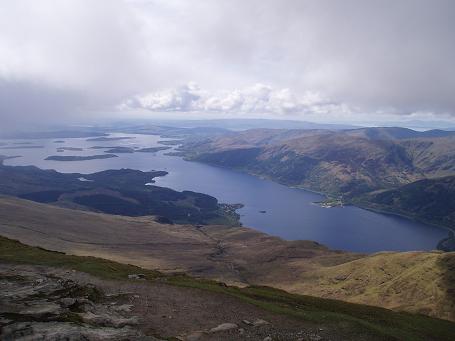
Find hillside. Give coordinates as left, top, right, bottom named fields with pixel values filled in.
left=0, top=196, right=454, bottom=322
left=289, top=250, right=455, bottom=320
left=355, top=176, right=455, bottom=230
left=182, top=129, right=421, bottom=196
left=178, top=127, right=455, bottom=227
left=400, top=136, right=455, bottom=178
left=2, top=238, right=455, bottom=340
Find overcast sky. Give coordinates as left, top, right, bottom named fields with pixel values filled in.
left=1, top=0, right=455, bottom=130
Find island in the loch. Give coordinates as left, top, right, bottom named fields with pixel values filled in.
left=56, top=147, right=84, bottom=152
left=314, top=197, right=344, bottom=208
left=89, top=146, right=172, bottom=154
left=86, top=136, right=136, bottom=142
left=158, top=139, right=183, bottom=146
left=0, top=145, right=44, bottom=149
left=45, top=154, right=118, bottom=161
left=103, top=147, right=135, bottom=153
left=136, top=146, right=171, bottom=153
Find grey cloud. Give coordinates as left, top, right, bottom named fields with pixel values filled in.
left=1, top=0, right=455, bottom=128
left=0, top=79, right=89, bottom=132
left=0, top=0, right=157, bottom=129
left=175, top=0, right=455, bottom=116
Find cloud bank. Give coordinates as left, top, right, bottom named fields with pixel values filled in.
left=123, top=83, right=348, bottom=117
left=1, top=0, right=455, bottom=129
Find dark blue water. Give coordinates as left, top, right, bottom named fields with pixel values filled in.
left=1, top=133, right=448, bottom=253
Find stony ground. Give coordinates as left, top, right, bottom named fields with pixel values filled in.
left=0, top=263, right=340, bottom=341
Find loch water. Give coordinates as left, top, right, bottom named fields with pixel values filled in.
left=2, top=133, right=448, bottom=253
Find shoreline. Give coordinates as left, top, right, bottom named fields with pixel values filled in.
left=350, top=201, right=454, bottom=234
left=181, top=154, right=453, bottom=236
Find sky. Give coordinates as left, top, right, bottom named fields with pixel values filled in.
left=1, top=0, right=455, bottom=131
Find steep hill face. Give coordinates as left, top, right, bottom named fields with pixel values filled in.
left=259, top=133, right=419, bottom=195
left=401, top=136, right=455, bottom=177
left=357, top=176, right=455, bottom=229
left=0, top=196, right=454, bottom=322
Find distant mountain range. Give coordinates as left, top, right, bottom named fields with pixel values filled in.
left=113, top=118, right=360, bottom=131
left=112, top=118, right=455, bottom=131
left=178, top=127, right=455, bottom=232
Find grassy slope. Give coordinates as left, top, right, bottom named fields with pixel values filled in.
left=289, top=251, right=455, bottom=321
left=1, top=235, right=455, bottom=341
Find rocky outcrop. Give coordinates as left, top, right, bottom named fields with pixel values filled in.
left=0, top=266, right=144, bottom=340
left=0, top=264, right=335, bottom=341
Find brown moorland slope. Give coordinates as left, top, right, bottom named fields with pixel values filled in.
left=0, top=196, right=453, bottom=321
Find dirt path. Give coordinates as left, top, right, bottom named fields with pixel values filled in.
left=1, top=263, right=371, bottom=340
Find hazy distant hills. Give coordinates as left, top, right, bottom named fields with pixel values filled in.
left=345, top=126, right=455, bottom=140
left=180, top=127, right=455, bottom=229
left=0, top=130, right=108, bottom=139
left=143, top=118, right=359, bottom=131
